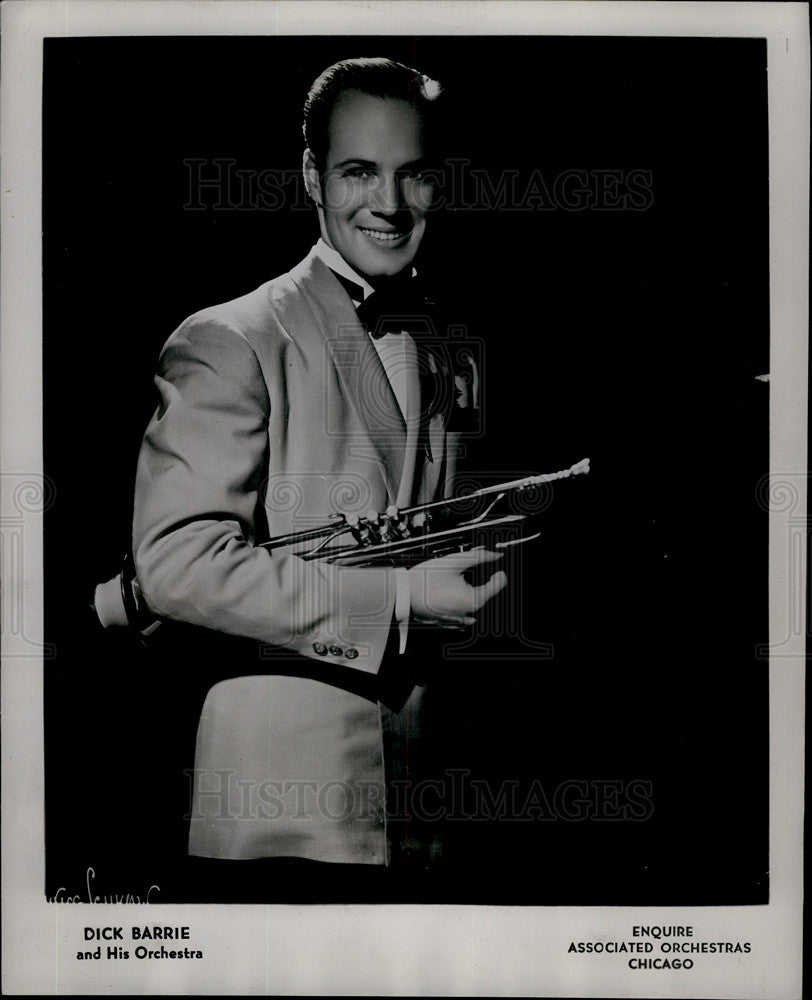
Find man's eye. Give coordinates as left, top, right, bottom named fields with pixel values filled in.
left=401, top=169, right=433, bottom=184
left=345, top=167, right=375, bottom=179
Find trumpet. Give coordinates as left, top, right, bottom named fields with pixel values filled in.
left=93, top=458, right=589, bottom=633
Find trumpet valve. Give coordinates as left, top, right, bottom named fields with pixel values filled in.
left=410, top=511, right=431, bottom=534
left=346, top=512, right=369, bottom=545
left=384, top=505, right=409, bottom=540
left=364, top=510, right=383, bottom=544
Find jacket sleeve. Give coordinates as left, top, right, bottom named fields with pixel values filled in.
left=132, top=317, right=398, bottom=674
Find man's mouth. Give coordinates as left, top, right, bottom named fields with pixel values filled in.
left=358, top=226, right=410, bottom=243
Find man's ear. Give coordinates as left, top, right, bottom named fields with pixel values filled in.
left=302, top=148, right=323, bottom=206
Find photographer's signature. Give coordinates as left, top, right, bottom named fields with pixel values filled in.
left=47, top=867, right=161, bottom=903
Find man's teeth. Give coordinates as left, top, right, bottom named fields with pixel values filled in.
left=359, top=227, right=407, bottom=242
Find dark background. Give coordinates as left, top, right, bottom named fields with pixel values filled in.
left=43, top=36, right=769, bottom=904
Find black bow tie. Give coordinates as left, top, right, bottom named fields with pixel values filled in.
left=329, top=268, right=432, bottom=338
left=357, top=281, right=427, bottom=340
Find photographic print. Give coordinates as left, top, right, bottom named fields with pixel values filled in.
left=2, top=2, right=806, bottom=995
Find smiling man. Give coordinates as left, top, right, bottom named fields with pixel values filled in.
left=303, top=77, right=435, bottom=279
left=131, top=57, right=504, bottom=900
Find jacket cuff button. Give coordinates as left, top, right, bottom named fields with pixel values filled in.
left=329, top=645, right=343, bottom=657
left=313, top=642, right=327, bottom=655
left=345, top=648, right=358, bottom=659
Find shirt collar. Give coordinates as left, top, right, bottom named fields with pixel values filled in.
left=313, top=238, right=419, bottom=306
left=314, top=238, right=375, bottom=304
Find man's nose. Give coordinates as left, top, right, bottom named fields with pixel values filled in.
left=370, top=173, right=402, bottom=214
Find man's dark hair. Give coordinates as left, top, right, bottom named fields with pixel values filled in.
left=303, top=57, right=444, bottom=170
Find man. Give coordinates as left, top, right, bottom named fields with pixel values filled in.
left=131, top=57, right=506, bottom=898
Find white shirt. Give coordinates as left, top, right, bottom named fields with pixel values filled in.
left=312, top=239, right=416, bottom=652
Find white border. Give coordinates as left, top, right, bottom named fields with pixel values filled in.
left=1, top=2, right=807, bottom=996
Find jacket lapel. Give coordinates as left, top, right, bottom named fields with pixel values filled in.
left=290, top=251, right=407, bottom=503
left=414, top=338, right=452, bottom=502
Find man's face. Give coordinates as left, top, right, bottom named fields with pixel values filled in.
left=306, top=89, right=436, bottom=282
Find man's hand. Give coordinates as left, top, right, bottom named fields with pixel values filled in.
left=408, top=548, right=508, bottom=628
